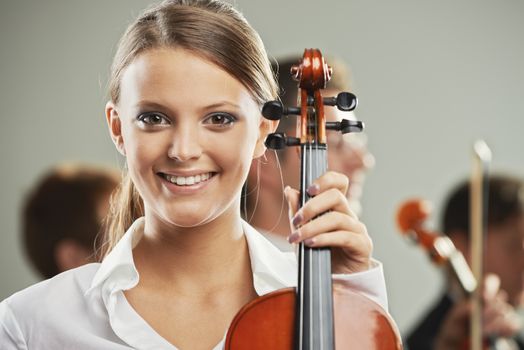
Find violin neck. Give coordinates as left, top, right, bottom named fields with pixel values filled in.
left=296, top=144, right=334, bottom=350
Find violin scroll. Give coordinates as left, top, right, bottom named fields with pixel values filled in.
left=396, top=199, right=450, bottom=264
left=396, top=199, right=477, bottom=294
left=396, top=198, right=432, bottom=234
left=262, top=49, right=363, bottom=150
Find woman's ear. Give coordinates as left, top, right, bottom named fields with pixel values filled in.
left=253, top=117, right=279, bottom=159
left=105, top=101, right=126, bottom=156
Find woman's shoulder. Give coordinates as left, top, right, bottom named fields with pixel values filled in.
left=2, top=263, right=101, bottom=318
left=0, top=263, right=128, bottom=348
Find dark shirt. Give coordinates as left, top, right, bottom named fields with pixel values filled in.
left=406, top=294, right=453, bottom=350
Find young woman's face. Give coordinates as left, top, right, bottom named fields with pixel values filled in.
left=107, top=48, right=269, bottom=228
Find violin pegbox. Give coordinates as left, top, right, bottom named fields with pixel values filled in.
left=262, top=49, right=364, bottom=150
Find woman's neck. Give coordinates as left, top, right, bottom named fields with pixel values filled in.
left=246, top=186, right=291, bottom=236
left=133, top=207, right=251, bottom=294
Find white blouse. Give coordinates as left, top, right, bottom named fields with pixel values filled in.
left=0, top=218, right=390, bottom=349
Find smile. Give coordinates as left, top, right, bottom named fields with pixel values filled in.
left=160, top=172, right=214, bottom=186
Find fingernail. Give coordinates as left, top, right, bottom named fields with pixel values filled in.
left=288, top=230, right=301, bottom=243
left=307, top=183, right=320, bottom=195
left=304, top=238, right=315, bottom=246
left=292, top=212, right=303, bottom=227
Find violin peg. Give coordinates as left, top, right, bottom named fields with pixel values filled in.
left=265, top=133, right=287, bottom=149
left=262, top=101, right=300, bottom=120
left=323, top=92, right=357, bottom=112
left=336, top=92, right=357, bottom=111
left=264, top=133, right=299, bottom=150
left=262, top=100, right=284, bottom=120
left=340, top=119, right=364, bottom=134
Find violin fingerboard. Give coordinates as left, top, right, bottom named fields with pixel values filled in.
left=297, top=144, right=334, bottom=350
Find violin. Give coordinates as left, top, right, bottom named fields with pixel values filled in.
left=225, top=49, right=402, bottom=349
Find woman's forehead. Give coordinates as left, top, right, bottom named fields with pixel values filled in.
left=119, top=47, right=258, bottom=110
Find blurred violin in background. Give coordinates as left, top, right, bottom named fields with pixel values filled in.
left=396, top=142, right=521, bottom=350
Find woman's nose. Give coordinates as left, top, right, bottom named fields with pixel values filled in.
left=167, top=124, right=203, bottom=162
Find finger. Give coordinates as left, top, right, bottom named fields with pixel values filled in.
left=482, top=292, right=520, bottom=337
left=483, top=310, right=521, bottom=337
left=306, top=171, right=349, bottom=197
left=305, top=230, right=373, bottom=274
left=483, top=273, right=501, bottom=301
left=301, top=230, right=372, bottom=254
left=291, top=189, right=356, bottom=228
left=287, top=211, right=365, bottom=244
left=284, top=186, right=300, bottom=220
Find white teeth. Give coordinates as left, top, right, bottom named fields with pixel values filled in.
left=164, top=173, right=212, bottom=186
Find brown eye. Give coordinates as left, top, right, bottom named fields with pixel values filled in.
left=204, top=113, right=236, bottom=127
left=137, top=112, right=169, bottom=125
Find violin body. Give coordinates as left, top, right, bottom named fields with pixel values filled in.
left=225, top=286, right=402, bottom=349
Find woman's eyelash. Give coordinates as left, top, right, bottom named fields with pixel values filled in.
left=204, top=112, right=237, bottom=126
left=136, top=111, right=237, bottom=128
left=137, top=112, right=169, bottom=125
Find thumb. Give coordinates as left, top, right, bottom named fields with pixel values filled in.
left=284, top=186, right=300, bottom=229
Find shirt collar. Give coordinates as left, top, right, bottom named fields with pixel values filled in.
left=241, top=220, right=297, bottom=294
left=86, top=218, right=144, bottom=296
left=87, top=217, right=297, bottom=297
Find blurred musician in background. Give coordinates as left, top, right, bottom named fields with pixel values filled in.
left=407, top=174, right=524, bottom=350
left=22, top=163, right=120, bottom=279
left=243, top=55, right=375, bottom=250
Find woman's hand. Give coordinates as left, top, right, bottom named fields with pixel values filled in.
left=284, top=170, right=372, bottom=274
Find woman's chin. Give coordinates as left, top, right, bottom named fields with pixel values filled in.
left=165, top=215, right=214, bottom=228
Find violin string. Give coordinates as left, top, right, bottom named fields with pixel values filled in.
left=298, top=89, right=305, bottom=350
left=316, top=91, right=324, bottom=349
left=308, top=93, right=313, bottom=349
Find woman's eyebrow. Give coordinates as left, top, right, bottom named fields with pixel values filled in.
left=134, top=100, right=168, bottom=110
left=202, top=101, right=242, bottom=111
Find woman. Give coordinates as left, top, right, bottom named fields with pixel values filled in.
left=0, top=1, right=390, bottom=348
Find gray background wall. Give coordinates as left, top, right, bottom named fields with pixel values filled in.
left=1, top=0, right=523, bottom=336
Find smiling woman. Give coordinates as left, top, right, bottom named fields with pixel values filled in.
left=0, top=1, right=396, bottom=349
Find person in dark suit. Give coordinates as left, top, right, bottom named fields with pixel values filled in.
left=406, top=174, right=524, bottom=350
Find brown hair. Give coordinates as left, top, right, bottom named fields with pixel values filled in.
left=442, top=174, right=524, bottom=235
left=23, top=164, right=120, bottom=278
left=102, top=0, right=278, bottom=257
